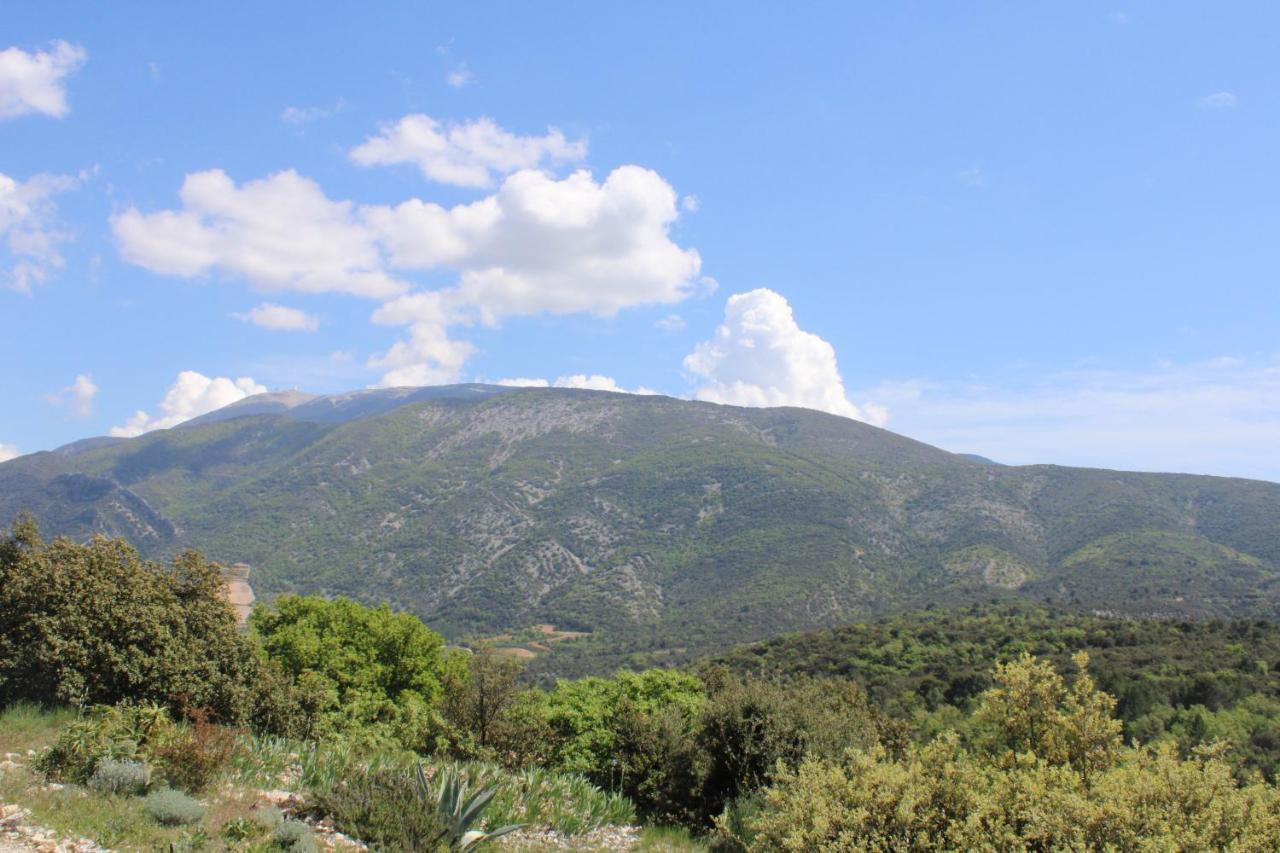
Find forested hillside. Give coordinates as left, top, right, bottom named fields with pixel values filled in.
left=2, top=385, right=1279, bottom=665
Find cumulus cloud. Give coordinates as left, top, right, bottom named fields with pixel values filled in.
left=110, top=371, right=267, bottom=437
left=0, top=41, right=85, bottom=120
left=233, top=301, right=319, bottom=331
left=115, top=155, right=700, bottom=386
left=1199, top=91, right=1238, bottom=110
left=45, top=373, right=98, bottom=418
left=112, top=169, right=407, bottom=299
left=350, top=115, right=586, bottom=187
left=0, top=443, right=19, bottom=463
left=1, top=170, right=82, bottom=292
left=860, top=356, right=1280, bottom=482
left=365, top=165, right=699, bottom=384
left=685, top=289, right=886, bottom=425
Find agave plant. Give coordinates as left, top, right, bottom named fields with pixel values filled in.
left=415, top=763, right=522, bottom=850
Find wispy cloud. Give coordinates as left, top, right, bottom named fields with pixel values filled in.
left=1198, top=91, right=1238, bottom=110
left=233, top=301, right=320, bottom=332
left=446, top=65, right=473, bottom=89
left=956, top=167, right=985, bottom=188
left=1, top=169, right=86, bottom=292
left=858, top=356, right=1280, bottom=481
left=281, top=99, right=346, bottom=124
left=45, top=373, right=99, bottom=418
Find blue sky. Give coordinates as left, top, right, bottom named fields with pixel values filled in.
left=2, top=3, right=1278, bottom=480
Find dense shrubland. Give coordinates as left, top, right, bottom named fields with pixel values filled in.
left=3, top=521, right=1280, bottom=848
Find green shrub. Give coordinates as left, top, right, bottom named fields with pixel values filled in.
left=250, top=594, right=464, bottom=748
left=219, top=816, right=263, bottom=843
left=303, top=746, right=632, bottom=844
left=37, top=702, right=176, bottom=783
left=88, top=758, right=150, bottom=796
left=307, top=763, right=450, bottom=851
left=144, top=787, right=205, bottom=826
left=273, top=818, right=317, bottom=852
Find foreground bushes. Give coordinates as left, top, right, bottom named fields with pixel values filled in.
left=729, top=655, right=1280, bottom=850
left=36, top=702, right=238, bottom=793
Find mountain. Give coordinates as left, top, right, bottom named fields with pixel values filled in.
left=2, top=385, right=1279, bottom=668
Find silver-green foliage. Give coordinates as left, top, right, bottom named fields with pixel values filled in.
left=88, top=758, right=151, bottom=796
left=143, top=787, right=205, bottom=826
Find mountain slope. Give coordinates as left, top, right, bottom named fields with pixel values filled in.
left=2, top=386, right=1278, bottom=664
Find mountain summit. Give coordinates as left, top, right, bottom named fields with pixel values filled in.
left=3, top=385, right=1278, bottom=662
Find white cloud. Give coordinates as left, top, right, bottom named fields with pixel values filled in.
left=1199, top=91, right=1238, bottom=110
left=110, top=371, right=267, bottom=437
left=656, top=314, right=686, bottom=332
left=0, top=170, right=81, bottom=292
left=860, top=357, right=1280, bottom=481
left=234, top=301, right=320, bottom=332
left=368, top=165, right=700, bottom=384
left=446, top=66, right=473, bottom=89
left=350, top=114, right=586, bottom=187
left=0, top=443, right=19, bottom=463
left=0, top=41, right=85, bottom=120
left=45, top=373, right=98, bottom=418
left=496, top=377, right=549, bottom=387
left=554, top=374, right=657, bottom=395
left=113, top=169, right=407, bottom=299
left=115, top=157, right=700, bottom=387
left=681, top=194, right=700, bottom=213
left=281, top=99, right=344, bottom=124
left=957, top=167, right=985, bottom=188
left=495, top=375, right=656, bottom=394
left=685, top=288, right=886, bottom=425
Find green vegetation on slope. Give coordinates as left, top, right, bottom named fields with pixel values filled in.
left=5, top=527, right=1280, bottom=849
left=2, top=386, right=1279, bottom=671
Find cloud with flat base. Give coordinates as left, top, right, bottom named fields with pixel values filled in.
left=685, top=288, right=887, bottom=425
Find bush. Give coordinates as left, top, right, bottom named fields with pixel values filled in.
left=273, top=818, right=317, bottom=852
left=742, top=657, right=1280, bottom=850
left=302, top=746, right=633, bottom=842
left=250, top=594, right=463, bottom=749
left=307, top=764, right=450, bottom=851
left=37, top=703, right=176, bottom=783
left=88, top=758, right=150, bottom=796
left=144, top=787, right=205, bottom=826
left=150, top=710, right=239, bottom=792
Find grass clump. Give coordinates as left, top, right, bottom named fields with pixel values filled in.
left=87, top=758, right=150, bottom=796
left=144, top=787, right=205, bottom=826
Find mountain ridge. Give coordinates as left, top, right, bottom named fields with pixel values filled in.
left=4, top=385, right=1279, bottom=668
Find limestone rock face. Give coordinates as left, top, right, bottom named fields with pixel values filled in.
left=222, top=562, right=255, bottom=627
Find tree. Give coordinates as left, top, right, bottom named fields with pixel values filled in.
left=249, top=594, right=462, bottom=745
left=444, top=647, right=524, bottom=750
left=0, top=518, right=256, bottom=720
